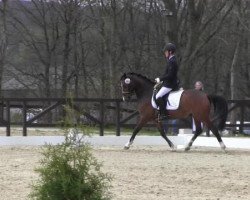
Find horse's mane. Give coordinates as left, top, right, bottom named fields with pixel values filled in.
left=123, top=72, right=154, bottom=84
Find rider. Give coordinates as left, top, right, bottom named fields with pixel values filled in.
left=155, top=42, right=179, bottom=121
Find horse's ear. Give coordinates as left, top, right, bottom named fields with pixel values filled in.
left=121, top=73, right=126, bottom=79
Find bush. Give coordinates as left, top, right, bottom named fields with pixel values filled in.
left=29, top=100, right=112, bottom=200
left=29, top=141, right=112, bottom=200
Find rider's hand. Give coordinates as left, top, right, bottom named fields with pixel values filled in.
left=155, top=78, right=160, bottom=83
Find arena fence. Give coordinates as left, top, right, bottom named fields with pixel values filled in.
left=0, top=98, right=249, bottom=136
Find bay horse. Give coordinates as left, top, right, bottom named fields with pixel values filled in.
left=120, top=72, right=228, bottom=151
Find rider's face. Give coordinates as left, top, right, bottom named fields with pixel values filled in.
left=195, top=83, right=203, bottom=90
left=164, top=50, right=170, bottom=58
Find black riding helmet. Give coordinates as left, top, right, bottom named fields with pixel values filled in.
left=163, top=43, right=176, bottom=53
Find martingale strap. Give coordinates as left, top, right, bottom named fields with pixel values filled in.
left=153, top=81, right=163, bottom=91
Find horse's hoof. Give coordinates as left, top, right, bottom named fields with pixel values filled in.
left=124, top=146, right=130, bottom=150
left=221, top=147, right=227, bottom=153
left=184, top=146, right=190, bottom=151
left=220, top=142, right=226, bottom=152
left=170, top=146, right=177, bottom=152
left=124, top=141, right=132, bottom=150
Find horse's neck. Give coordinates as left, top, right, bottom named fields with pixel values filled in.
left=135, top=81, right=153, bottom=100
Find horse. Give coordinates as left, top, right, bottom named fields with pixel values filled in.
left=120, top=72, right=228, bottom=151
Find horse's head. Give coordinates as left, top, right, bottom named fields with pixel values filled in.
left=120, top=72, right=154, bottom=101
left=120, top=73, right=137, bottom=101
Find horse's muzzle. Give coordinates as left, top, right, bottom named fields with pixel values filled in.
left=122, top=92, right=132, bottom=102
left=122, top=95, right=132, bottom=102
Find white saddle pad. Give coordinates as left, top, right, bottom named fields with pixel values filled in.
left=151, top=89, right=184, bottom=110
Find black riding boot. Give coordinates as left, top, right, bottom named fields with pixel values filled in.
left=156, top=97, right=167, bottom=122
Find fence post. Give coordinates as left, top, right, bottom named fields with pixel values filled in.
left=6, top=100, right=10, bottom=136
left=0, top=99, right=3, bottom=122
left=22, top=101, right=27, bottom=136
left=116, top=100, right=121, bottom=136
left=99, top=101, right=104, bottom=136
left=239, top=105, right=244, bottom=133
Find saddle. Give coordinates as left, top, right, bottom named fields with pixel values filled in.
left=152, top=82, right=183, bottom=111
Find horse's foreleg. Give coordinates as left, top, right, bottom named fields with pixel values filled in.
left=156, top=122, right=175, bottom=150
left=185, top=120, right=202, bottom=151
left=124, top=124, right=142, bottom=149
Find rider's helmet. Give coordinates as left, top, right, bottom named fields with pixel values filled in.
left=163, top=43, right=176, bottom=53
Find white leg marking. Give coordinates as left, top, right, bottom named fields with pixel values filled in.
left=170, top=145, right=177, bottom=152
left=124, top=141, right=133, bottom=149
left=220, top=142, right=226, bottom=150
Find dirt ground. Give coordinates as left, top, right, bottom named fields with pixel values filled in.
left=0, top=146, right=250, bottom=200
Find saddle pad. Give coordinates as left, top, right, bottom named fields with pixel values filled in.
left=151, top=89, right=184, bottom=110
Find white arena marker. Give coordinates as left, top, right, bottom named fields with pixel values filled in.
left=177, top=145, right=185, bottom=149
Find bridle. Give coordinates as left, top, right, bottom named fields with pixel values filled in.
left=122, top=87, right=134, bottom=95
left=121, top=79, right=135, bottom=99
left=121, top=86, right=134, bottom=96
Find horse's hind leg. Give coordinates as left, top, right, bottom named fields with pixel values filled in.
left=185, top=119, right=202, bottom=151
left=206, top=120, right=226, bottom=151
left=156, top=122, right=175, bottom=150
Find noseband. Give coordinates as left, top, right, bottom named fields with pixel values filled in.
left=122, top=90, right=134, bottom=96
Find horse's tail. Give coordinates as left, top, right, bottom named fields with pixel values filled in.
left=207, top=94, right=228, bottom=131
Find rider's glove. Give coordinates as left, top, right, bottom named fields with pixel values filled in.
left=155, top=77, right=160, bottom=83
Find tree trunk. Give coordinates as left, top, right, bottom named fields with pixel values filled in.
left=162, top=0, right=178, bottom=44
left=181, top=0, right=203, bottom=87
left=229, top=41, right=240, bottom=133
left=0, top=0, right=8, bottom=97
left=62, top=23, right=70, bottom=97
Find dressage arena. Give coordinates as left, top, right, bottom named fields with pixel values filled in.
left=0, top=135, right=250, bottom=200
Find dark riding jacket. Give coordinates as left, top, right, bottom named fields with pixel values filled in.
left=160, top=55, right=179, bottom=89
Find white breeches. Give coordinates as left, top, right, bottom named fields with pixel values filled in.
left=156, top=87, right=172, bottom=99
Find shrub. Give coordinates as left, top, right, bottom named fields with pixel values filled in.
left=29, top=140, right=112, bottom=200
left=29, top=100, right=112, bottom=200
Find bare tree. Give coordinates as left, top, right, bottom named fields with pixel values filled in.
left=0, top=0, right=9, bottom=96
left=8, top=0, right=61, bottom=98
left=1, top=0, right=249, bottom=104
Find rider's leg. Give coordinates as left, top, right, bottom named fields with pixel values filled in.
left=156, top=87, right=172, bottom=99
left=156, top=97, right=167, bottom=120
left=156, top=87, right=172, bottom=121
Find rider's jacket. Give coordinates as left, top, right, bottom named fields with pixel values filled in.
left=160, top=55, right=179, bottom=89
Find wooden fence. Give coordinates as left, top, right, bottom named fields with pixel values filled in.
left=0, top=98, right=249, bottom=136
